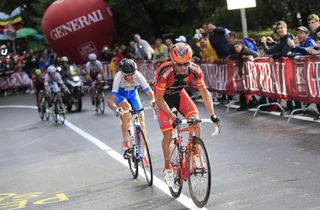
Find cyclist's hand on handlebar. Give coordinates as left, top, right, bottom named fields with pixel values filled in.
left=114, top=107, right=123, bottom=117
left=210, top=115, right=220, bottom=125
left=150, top=100, right=156, bottom=108
left=172, top=117, right=182, bottom=128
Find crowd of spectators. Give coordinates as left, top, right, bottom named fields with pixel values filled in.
left=1, top=13, right=320, bottom=114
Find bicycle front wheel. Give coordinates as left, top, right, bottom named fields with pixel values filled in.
left=98, top=92, right=105, bottom=114
left=169, top=140, right=183, bottom=198
left=138, top=129, right=153, bottom=186
left=187, top=137, right=211, bottom=208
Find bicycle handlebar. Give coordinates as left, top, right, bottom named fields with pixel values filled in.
left=180, top=118, right=221, bottom=136
left=122, top=106, right=154, bottom=115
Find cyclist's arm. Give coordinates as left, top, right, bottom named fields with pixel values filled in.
left=97, top=61, right=105, bottom=80
left=146, top=89, right=155, bottom=102
left=85, top=63, right=91, bottom=80
left=197, top=78, right=216, bottom=117
left=136, top=71, right=155, bottom=102
left=107, top=94, right=117, bottom=111
left=155, top=93, right=175, bottom=119
left=108, top=72, right=121, bottom=111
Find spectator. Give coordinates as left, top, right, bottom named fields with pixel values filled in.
left=227, top=31, right=238, bottom=57
left=153, top=38, right=169, bottom=63
left=199, top=37, right=218, bottom=63
left=288, top=26, right=316, bottom=56
left=175, top=35, right=187, bottom=43
left=164, top=38, right=173, bottom=55
left=101, top=46, right=113, bottom=63
left=231, top=41, right=258, bottom=111
left=260, top=21, right=294, bottom=59
left=307, top=14, right=320, bottom=47
left=110, top=47, right=124, bottom=78
left=203, top=23, right=230, bottom=59
left=133, top=34, right=154, bottom=61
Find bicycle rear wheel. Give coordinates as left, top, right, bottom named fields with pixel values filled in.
left=169, top=140, right=183, bottom=198
left=138, top=129, right=153, bottom=186
left=39, top=98, right=45, bottom=120
left=98, top=92, right=105, bottom=114
left=127, top=132, right=138, bottom=179
left=187, top=137, right=211, bottom=208
left=45, top=101, right=50, bottom=121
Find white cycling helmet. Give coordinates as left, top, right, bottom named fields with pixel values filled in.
left=48, top=65, right=57, bottom=73
left=88, top=53, right=97, bottom=61
left=61, top=56, right=68, bottom=62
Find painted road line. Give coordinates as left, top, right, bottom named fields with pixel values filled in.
left=0, top=105, right=207, bottom=210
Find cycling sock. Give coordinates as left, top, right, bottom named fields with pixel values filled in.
left=165, top=159, right=172, bottom=169
left=122, top=134, right=129, bottom=142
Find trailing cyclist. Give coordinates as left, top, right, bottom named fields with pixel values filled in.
left=44, top=65, right=68, bottom=113
left=32, top=69, right=45, bottom=112
left=154, top=42, right=220, bottom=187
left=85, top=53, right=106, bottom=110
left=107, top=58, right=155, bottom=163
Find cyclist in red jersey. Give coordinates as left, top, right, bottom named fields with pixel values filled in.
left=154, top=42, right=220, bottom=187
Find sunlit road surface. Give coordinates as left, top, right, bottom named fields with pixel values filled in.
left=0, top=93, right=320, bottom=210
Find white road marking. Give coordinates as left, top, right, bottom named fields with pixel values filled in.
left=0, top=105, right=207, bottom=210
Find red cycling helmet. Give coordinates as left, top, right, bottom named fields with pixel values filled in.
left=170, top=42, right=192, bottom=64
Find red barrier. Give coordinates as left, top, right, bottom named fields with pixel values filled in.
left=2, top=57, right=320, bottom=106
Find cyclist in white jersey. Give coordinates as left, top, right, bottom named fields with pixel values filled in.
left=44, top=65, right=67, bottom=111
left=107, top=58, right=155, bottom=157
left=85, top=53, right=105, bottom=110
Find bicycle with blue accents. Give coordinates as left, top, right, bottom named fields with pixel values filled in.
left=122, top=106, right=153, bottom=186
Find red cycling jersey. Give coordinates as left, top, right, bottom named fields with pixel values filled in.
left=154, top=61, right=205, bottom=96
left=154, top=61, right=205, bottom=132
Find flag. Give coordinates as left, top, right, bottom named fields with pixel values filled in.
left=0, top=7, right=23, bottom=34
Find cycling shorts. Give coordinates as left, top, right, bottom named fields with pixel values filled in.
left=90, top=72, right=102, bottom=81
left=47, top=84, right=60, bottom=93
left=114, top=90, right=142, bottom=110
left=156, top=89, right=198, bottom=133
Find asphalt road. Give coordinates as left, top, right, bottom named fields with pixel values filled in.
left=0, top=92, right=320, bottom=210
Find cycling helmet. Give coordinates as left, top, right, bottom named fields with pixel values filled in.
left=119, top=58, right=137, bottom=74
left=61, top=56, right=68, bottom=63
left=170, top=42, right=192, bottom=64
left=88, top=53, right=97, bottom=61
left=48, top=65, right=57, bottom=73
left=34, top=69, right=42, bottom=76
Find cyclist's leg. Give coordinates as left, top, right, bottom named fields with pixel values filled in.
left=90, top=74, right=97, bottom=106
left=155, top=106, right=174, bottom=169
left=178, top=89, right=201, bottom=137
left=114, top=95, right=131, bottom=148
left=128, top=92, right=147, bottom=149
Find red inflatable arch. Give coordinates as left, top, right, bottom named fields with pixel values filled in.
left=42, top=0, right=114, bottom=64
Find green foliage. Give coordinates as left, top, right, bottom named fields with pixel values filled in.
left=1, top=0, right=320, bottom=46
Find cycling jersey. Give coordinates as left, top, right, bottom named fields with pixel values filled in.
left=44, top=72, right=63, bottom=93
left=155, top=61, right=205, bottom=96
left=32, top=75, right=45, bottom=91
left=112, top=71, right=151, bottom=109
left=154, top=61, right=205, bottom=132
left=85, top=60, right=103, bottom=79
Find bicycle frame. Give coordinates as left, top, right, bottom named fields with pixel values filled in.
left=128, top=110, right=143, bottom=160
left=170, top=123, right=196, bottom=181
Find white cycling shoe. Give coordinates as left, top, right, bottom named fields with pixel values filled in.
left=164, top=168, right=174, bottom=187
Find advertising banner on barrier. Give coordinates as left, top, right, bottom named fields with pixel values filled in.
left=303, top=56, right=320, bottom=103
left=242, top=57, right=290, bottom=99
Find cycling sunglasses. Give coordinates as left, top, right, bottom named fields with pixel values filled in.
left=122, top=72, right=135, bottom=76
left=176, top=62, right=190, bottom=67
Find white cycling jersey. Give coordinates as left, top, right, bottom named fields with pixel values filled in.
left=44, top=72, right=63, bottom=93
left=111, top=71, right=151, bottom=97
